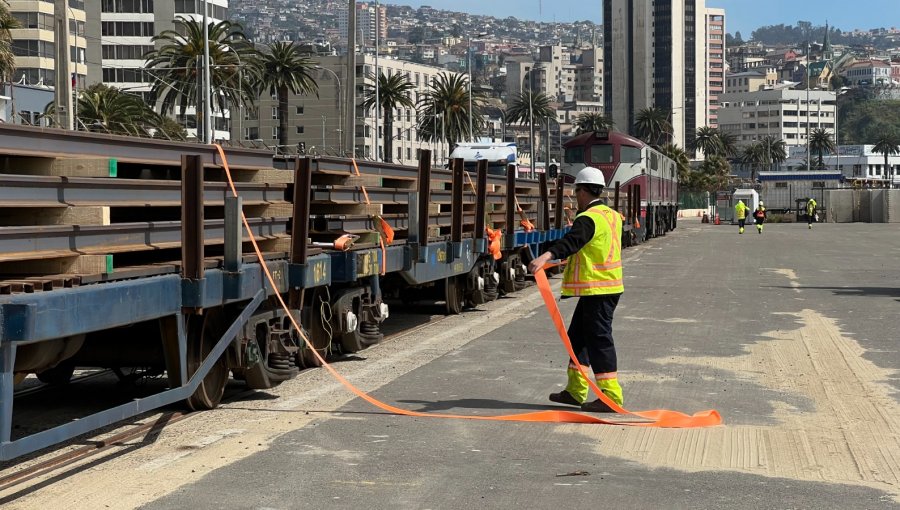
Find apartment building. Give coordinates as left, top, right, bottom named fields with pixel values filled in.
left=506, top=44, right=603, bottom=104
left=8, top=0, right=87, bottom=123
left=717, top=88, right=836, bottom=148
left=704, top=7, right=724, bottom=127
left=337, top=2, right=387, bottom=48
left=83, top=0, right=229, bottom=138
left=724, top=69, right=779, bottom=94
left=603, top=0, right=708, bottom=150
left=236, top=55, right=459, bottom=165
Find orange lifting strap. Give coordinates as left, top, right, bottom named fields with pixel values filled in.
left=214, top=145, right=722, bottom=429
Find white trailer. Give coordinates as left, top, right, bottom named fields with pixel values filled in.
left=758, top=171, right=843, bottom=214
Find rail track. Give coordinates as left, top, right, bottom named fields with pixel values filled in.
left=0, top=308, right=450, bottom=493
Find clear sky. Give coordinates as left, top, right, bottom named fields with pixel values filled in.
left=388, top=1, right=898, bottom=37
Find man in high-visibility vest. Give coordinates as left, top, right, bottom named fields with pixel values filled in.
left=528, top=167, right=624, bottom=413
left=806, top=197, right=817, bottom=229
left=734, top=199, right=749, bottom=234
left=753, top=201, right=767, bottom=234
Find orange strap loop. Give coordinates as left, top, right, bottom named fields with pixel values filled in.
left=213, top=145, right=721, bottom=428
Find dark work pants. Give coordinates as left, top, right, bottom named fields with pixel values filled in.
left=567, top=293, right=621, bottom=375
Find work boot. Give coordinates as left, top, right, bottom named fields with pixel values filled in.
left=581, top=398, right=616, bottom=413
left=739, top=227, right=744, bottom=234
left=809, top=224, right=812, bottom=229
left=549, top=390, right=582, bottom=407
left=550, top=366, right=590, bottom=406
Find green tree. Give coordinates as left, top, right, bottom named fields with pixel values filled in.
left=573, top=112, right=614, bottom=134
left=145, top=17, right=257, bottom=139
left=872, top=132, right=900, bottom=187
left=0, top=3, right=18, bottom=94
left=691, top=126, right=722, bottom=157
left=416, top=72, right=485, bottom=147
left=717, top=131, right=740, bottom=159
left=504, top=89, right=555, bottom=163
left=634, top=106, right=672, bottom=147
left=809, top=128, right=836, bottom=169
left=740, top=142, right=766, bottom=182
left=362, top=72, right=416, bottom=163
left=255, top=41, right=319, bottom=150
left=759, top=135, right=787, bottom=172
left=44, top=84, right=159, bottom=136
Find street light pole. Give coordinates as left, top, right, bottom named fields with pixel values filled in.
left=201, top=0, right=212, bottom=143
left=315, top=65, right=343, bottom=155
left=468, top=35, right=473, bottom=142
left=806, top=42, right=811, bottom=172
left=374, top=0, right=381, bottom=161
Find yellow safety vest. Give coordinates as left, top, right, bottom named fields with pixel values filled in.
left=735, top=202, right=748, bottom=219
left=561, top=204, right=624, bottom=297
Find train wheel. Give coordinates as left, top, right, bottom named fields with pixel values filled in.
left=36, top=361, right=75, bottom=385
left=185, top=308, right=230, bottom=411
left=298, top=287, right=332, bottom=368
left=445, top=276, right=465, bottom=315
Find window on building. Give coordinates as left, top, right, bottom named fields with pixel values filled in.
left=272, top=107, right=278, bottom=120
left=397, top=147, right=402, bottom=160
left=296, top=106, right=304, bottom=115
left=244, top=127, right=259, bottom=140
left=296, top=126, right=304, bottom=134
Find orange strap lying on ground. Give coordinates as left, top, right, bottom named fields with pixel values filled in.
left=214, top=145, right=721, bottom=428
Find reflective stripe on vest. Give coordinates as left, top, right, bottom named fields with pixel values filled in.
left=561, top=204, right=624, bottom=297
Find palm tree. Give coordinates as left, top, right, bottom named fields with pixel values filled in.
left=145, top=17, right=257, bottom=140
left=700, top=154, right=732, bottom=190
left=43, top=84, right=164, bottom=136
left=634, top=106, right=672, bottom=147
left=504, top=89, right=554, bottom=164
left=573, top=112, right=614, bottom=134
left=691, top=126, right=722, bottom=157
left=717, top=131, right=740, bottom=159
left=417, top=72, right=484, bottom=148
left=660, top=143, right=691, bottom=183
left=759, top=135, right=787, bottom=172
left=0, top=3, right=19, bottom=115
left=809, top=128, right=836, bottom=170
left=362, top=72, right=415, bottom=163
left=740, top=142, right=766, bottom=182
left=253, top=42, right=319, bottom=150
left=872, top=132, right=900, bottom=187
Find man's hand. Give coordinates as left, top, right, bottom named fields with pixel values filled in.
left=528, top=252, right=554, bottom=274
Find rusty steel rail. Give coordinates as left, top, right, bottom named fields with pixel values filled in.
left=0, top=217, right=289, bottom=262
left=0, top=124, right=272, bottom=170
left=0, top=174, right=288, bottom=208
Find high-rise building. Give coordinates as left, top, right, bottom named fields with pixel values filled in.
left=506, top=44, right=603, bottom=104
left=603, top=0, right=708, bottom=151
left=338, top=2, right=387, bottom=48
left=8, top=1, right=87, bottom=96
left=83, top=0, right=229, bottom=138
left=704, top=7, right=725, bottom=128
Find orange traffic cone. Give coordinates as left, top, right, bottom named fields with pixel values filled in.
left=714, top=213, right=720, bottom=225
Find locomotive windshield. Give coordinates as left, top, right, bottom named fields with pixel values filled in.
left=590, top=145, right=614, bottom=163
left=564, top=146, right=584, bottom=164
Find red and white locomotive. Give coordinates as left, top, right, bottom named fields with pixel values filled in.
left=562, top=129, right=678, bottom=239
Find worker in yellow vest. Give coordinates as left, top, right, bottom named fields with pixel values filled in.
left=528, top=167, right=624, bottom=413
left=806, top=198, right=817, bottom=229
left=734, top=199, right=749, bottom=234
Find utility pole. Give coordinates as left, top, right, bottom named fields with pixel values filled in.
left=54, top=0, right=73, bottom=130
left=806, top=42, right=811, bottom=172
left=346, top=0, right=356, bottom=157
left=201, top=0, right=212, bottom=144
left=373, top=1, right=381, bottom=161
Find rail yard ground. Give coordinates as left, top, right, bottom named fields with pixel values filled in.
left=2, top=219, right=900, bottom=509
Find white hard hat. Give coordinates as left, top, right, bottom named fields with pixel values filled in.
left=759, top=201, right=764, bottom=206
left=574, top=167, right=606, bottom=187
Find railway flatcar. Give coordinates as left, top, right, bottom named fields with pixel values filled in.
left=562, top=130, right=678, bottom=239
